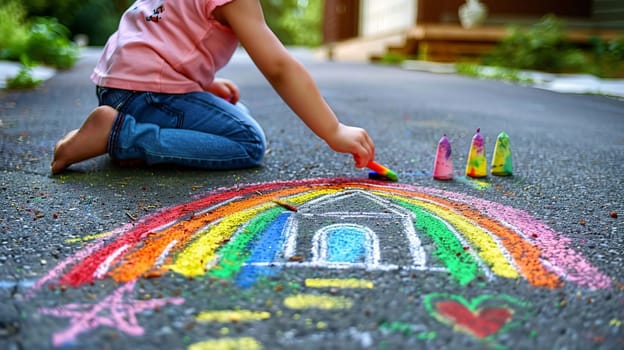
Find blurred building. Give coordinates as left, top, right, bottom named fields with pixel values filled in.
left=322, top=0, right=624, bottom=62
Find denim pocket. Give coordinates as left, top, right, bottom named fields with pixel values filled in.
left=96, top=86, right=136, bottom=111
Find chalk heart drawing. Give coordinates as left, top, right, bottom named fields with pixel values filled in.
left=29, top=178, right=610, bottom=293
left=424, top=293, right=528, bottom=339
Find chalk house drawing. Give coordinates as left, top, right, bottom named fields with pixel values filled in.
left=277, top=190, right=425, bottom=271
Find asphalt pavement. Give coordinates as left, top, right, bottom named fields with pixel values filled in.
left=0, top=48, right=623, bottom=350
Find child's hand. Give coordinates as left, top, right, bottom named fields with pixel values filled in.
left=325, top=123, right=375, bottom=168
left=206, top=78, right=240, bottom=103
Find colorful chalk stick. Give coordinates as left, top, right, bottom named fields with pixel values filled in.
left=491, top=131, right=512, bottom=176
left=465, top=128, right=487, bottom=178
left=433, top=134, right=453, bottom=180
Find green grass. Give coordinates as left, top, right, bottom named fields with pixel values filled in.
left=5, top=64, right=42, bottom=90
left=455, top=63, right=535, bottom=84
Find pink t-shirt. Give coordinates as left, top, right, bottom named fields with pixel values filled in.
left=91, top=0, right=238, bottom=93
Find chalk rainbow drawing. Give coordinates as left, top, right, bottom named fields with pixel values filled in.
left=29, top=178, right=611, bottom=295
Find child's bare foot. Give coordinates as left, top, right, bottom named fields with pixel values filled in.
left=51, top=106, right=117, bottom=174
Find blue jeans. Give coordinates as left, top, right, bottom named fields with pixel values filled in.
left=96, top=87, right=266, bottom=170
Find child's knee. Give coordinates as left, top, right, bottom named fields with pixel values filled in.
left=95, top=105, right=118, bottom=119
left=246, top=139, right=266, bottom=166
left=86, top=106, right=118, bottom=128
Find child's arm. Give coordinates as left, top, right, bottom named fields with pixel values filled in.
left=216, top=0, right=375, bottom=168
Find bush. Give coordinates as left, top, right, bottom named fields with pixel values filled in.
left=0, top=0, right=30, bottom=60
left=24, top=17, right=79, bottom=69
left=484, top=15, right=588, bottom=73
left=484, top=15, right=624, bottom=77
left=588, top=36, right=624, bottom=77
left=261, top=0, right=322, bottom=46
left=0, top=1, right=79, bottom=70
left=18, top=0, right=130, bottom=46
left=70, top=0, right=120, bottom=46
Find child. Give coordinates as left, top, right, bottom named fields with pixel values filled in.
left=51, top=0, right=375, bottom=174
